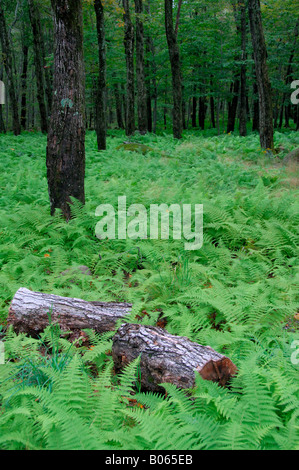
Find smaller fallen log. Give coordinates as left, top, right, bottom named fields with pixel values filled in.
left=7, top=288, right=132, bottom=338
left=112, top=323, right=237, bottom=391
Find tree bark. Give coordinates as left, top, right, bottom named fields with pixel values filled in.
left=28, top=0, right=49, bottom=133
left=239, top=2, right=247, bottom=136
left=0, top=2, right=21, bottom=136
left=226, top=77, right=240, bottom=133
left=198, top=95, right=207, bottom=130
left=0, top=65, right=6, bottom=133
left=46, top=0, right=86, bottom=220
left=165, top=0, right=183, bottom=139
left=248, top=0, right=274, bottom=150
left=123, top=0, right=135, bottom=136
left=7, top=288, right=132, bottom=339
left=134, top=0, right=147, bottom=134
left=112, top=323, right=238, bottom=392
left=20, top=44, right=29, bottom=130
left=94, top=0, right=107, bottom=150
left=114, top=80, right=124, bottom=129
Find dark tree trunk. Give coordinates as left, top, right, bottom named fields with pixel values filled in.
left=252, top=78, right=259, bottom=131
left=0, top=65, right=6, bottom=134
left=28, top=0, right=49, bottom=134
left=46, top=0, right=86, bottom=220
left=198, top=95, right=207, bottom=130
left=210, top=78, right=216, bottom=128
left=20, top=44, right=29, bottom=130
left=114, top=80, right=124, bottom=129
left=0, top=3, right=21, bottom=136
left=227, top=78, right=240, bottom=133
left=192, top=92, right=197, bottom=128
left=239, top=2, right=247, bottom=136
left=281, top=21, right=298, bottom=129
left=134, top=0, right=147, bottom=134
left=145, top=0, right=157, bottom=133
left=123, top=0, right=135, bottom=136
left=94, top=0, right=107, bottom=150
left=165, top=0, right=183, bottom=139
left=248, top=0, right=274, bottom=150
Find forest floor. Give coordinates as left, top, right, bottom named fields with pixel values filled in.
left=0, top=129, right=298, bottom=450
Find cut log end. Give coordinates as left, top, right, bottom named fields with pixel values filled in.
left=112, top=323, right=237, bottom=392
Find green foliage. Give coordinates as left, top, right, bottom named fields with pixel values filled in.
left=0, top=130, right=298, bottom=450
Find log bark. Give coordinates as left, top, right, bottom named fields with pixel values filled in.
left=112, top=323, right=237, bottom=392
left=7, top=288, right=132, bottom=338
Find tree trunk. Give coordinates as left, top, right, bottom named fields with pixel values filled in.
left=192, top=92, right=197, bottom=128
left=165, top=0, right=183, bottom=139
left=28, top=0, right=49, bottom=134
left=248, top=0, right=274, bottom=150
left=280, top=21, right=298, bottom=129
left=94, top=0, right=107, bottom=150
left=46, top=0, right=86, bottom=220
left=227, top=78, right=240, bottom=133
left=123, top=0, right=135, bottom=136
left=0, top=2, right=21, bottom=136
left=114, top=81, right=124, bottom=129
left=20, top=44, right=29, bottom=130
left=7, top=288, right=132, bottom=339
left=0, top=65, right=6, bottom=134
left=134, top=0, right=147, bottom=134
left=239, top=2, right=247, bottom=136
left=145, top=0, right=157, bottom=133
left=198, top=95, right=207, bottom=130
left=112, top=323, right=238, bottom=392
left=252, top=78, right=259, bottom=131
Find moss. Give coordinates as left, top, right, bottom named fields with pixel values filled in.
left=117, top=143, right=154, bottom=155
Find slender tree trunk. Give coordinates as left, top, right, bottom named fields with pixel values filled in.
left=198, top=95, right=207, bottom=130
left=134, top=0, right=147, bottom=134
left=281, top=21, right=298, bottom=129
left=248, top=0, right=274, bottom=150
left=145, top=0, right=157, bottom=133
left=252, top=77, right=259, bottom=131
left=94, top=0, right=107, bottom=150
left=192, top=91, right=197, bottom=128
left=227, top=77, right=240, bottom=133
left=0, top=3, right=21, bottom=135
left=239, top=2, right=247, bottom=136
left=123, top=0, right=135, bottom=136
left=114, top=80, right=124, bottom=129
left=20, top=44, right=29, bottom=130
left=165, top=0, right=183, bottom=139
left=209, top=78, right=216, bottom=128
left=46, top=0, right=86, bottom=220
left=28, top=0, right=48, bottom=133
left=0, top=65, right=6, bottom=134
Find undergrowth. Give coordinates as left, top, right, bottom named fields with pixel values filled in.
left=0, top=129, right=298, bottom=450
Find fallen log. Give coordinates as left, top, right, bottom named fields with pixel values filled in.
left=112, top=323, right=237, bottom=391
left=7, top=288, right=237, bottom=390
left=7, top=288, right=132, bottom=338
